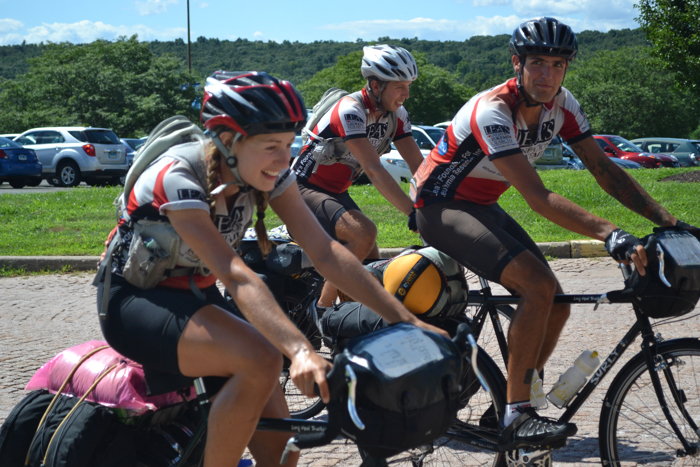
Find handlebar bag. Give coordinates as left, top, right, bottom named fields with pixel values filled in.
left=626, top=228, right=700, bottom=318
left=333, top=323, right=461, bottom=459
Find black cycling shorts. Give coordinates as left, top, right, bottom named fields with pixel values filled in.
left=97, top=276, right=236, bottom=394
left=297, top=182, right=361, bottom=240
left=417, top=200, right=549, bottom=283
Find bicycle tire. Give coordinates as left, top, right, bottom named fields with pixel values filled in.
left=386, top=345, right=507, bottom=467
left=465, top=304, right=513, bottom=377
left=599, top=338, right=700, bottom=466
left=279, top=290, right=330, bottom=419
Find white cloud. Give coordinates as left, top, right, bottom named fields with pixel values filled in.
left=253, top=31, right=264, bottom=39
left=512, top=0, right=637, bottom=24
left=0, top=19, right=23, bottom=34
left=472, top=0, right=511, bottom=6
left=0, top=21, right=187, bottom=45
left=199, top=2, right=209, bottom=8
left=319, top=16, right=524, bottom=41
left=135, top=0, right=179, bottom=16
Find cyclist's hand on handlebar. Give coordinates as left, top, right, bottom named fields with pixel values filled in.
left=676, top=220, right=700, bottom=241
left=605, top=228, right=646, bottom=276
left=289, top=348, right=332, bottom=404
left=414, top=319, right=450, bottom=340
left=408, top=209, right=418, bottom=233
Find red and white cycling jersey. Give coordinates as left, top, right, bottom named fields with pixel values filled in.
left=293, top=88, right=413, bottom=193
left=116, top=142, right=295, bottom=289
left=412, top=78, right=591, bottom=206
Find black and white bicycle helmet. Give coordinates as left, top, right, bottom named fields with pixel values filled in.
left=200, top=71, right=307, bottom=188
left=509, top=17, right=578, bottom=62
left=361, top=45, right=418, bottom=82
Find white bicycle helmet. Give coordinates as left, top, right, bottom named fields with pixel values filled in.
left=361, top=45, right=418, bottom=82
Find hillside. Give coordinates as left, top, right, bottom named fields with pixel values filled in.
left=0, top=28, right=648, bottom=90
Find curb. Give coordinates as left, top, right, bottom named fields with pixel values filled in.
left=0, top=240, right=609, bottom=272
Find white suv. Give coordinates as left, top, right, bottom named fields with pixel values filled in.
left=14, top=127, right=127, bottom=187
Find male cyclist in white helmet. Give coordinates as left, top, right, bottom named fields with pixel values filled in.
left=292, top=44, right=425, bottom=312
left=411, top=17, right=700, bottom=454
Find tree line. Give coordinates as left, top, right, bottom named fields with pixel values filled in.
left=0, top=26, right=697, bottom=142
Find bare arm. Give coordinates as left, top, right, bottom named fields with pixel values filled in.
left=493, top=153, right=617, bottom=241
left=166, top=208, right=332, bottom=400
left=270, top=185, right=449, bottom=338
left=345, top=138, right=414, bottom=215
left=393, top=136, right=424, bottom=175
left=571, top=136, right=677, bottom=227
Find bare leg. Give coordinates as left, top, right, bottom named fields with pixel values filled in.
left=318, top=209, right=378, bottom=307
left=499, top=251, right=571, bottom=403
left=247, top=385, right=299, bottom=467
left=177, top=305, right=286, bottom=467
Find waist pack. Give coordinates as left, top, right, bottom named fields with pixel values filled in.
left=620, top=228, right=700, bottom=318
left=365, top=247, right=468, bottom=319
left=333, top=323, right=461, bottom=458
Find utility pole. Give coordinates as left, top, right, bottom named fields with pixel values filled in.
left=187, top=0, right=191, bottom=72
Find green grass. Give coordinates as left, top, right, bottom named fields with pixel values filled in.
left=1, top=167, right=699, bottom=255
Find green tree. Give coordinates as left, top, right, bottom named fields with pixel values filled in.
left=636, top=0, right=700, bottom=89
left=0, top=36, right=201, bottom=137
left=299, top=50, right=474, bottom=125
left=564, top=47, right=700, bottom=138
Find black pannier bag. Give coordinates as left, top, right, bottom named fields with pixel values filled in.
left=333, top=323, right=462, bottom=459
left=619, top=228, right=700, bottom=319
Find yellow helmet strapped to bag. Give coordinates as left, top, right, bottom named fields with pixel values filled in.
left=366, top=247, right=468, bottom=318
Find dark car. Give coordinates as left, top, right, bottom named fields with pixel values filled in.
left=593, top=135, right=679, bottom=168
left=629, top=137, right=699, bottom=167
left=0, top=136, right=42, bottom=188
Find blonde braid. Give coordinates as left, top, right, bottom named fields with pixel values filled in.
left=253, top=189, right=272, bottom=256
left=205, top=141, right=221, bottom=223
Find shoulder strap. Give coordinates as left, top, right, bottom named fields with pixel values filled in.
left=120, top=116, right=206, bottom=220
left=302, top=88, right=352, bottom=143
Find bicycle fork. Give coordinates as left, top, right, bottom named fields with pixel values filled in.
left=640, top=333, right=700, bottom=457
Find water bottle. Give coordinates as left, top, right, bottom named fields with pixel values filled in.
left=547, top=350, right=600, bottom=408
left=530, top=369, right=547, bottom=409
left=143, top=238, right=167, bottom=258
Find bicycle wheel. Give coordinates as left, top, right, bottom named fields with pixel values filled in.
left=599, top=338, right=700, bottom=466
left=465, top=304, right=513, bottom=377
left=387, top=347, right=507, bottom=467
left=279, top=291, right=331, bottom=419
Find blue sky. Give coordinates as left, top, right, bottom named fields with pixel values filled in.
left=0, top=0, right=641, bottom=46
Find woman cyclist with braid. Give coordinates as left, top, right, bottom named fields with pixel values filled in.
left=96, top=71, right=446, bottom=467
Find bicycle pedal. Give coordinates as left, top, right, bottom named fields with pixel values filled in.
left=505, top=448, right=553, bottom=467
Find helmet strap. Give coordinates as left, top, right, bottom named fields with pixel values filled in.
left=367, top=79, right=389, bottom=115
left=209, top=131, right=249, bottom=193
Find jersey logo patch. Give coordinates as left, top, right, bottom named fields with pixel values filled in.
left=177, top=189, right=206, bottom=201
left=438, top=133, right=449, bottom=155
left=344, top=114, right=365, bottom=132
left=484, top=125, right=509, bottom=135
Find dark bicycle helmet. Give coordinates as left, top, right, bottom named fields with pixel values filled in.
left=200, top=71, right=307, bottom=136
left=200, top=71, right=307, bottom=188
left=509, top=17, right=578, bottom=61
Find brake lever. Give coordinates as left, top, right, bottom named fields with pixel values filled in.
left=657, top=243, right=671, bottom=287
left=345, top=365, right=365, bottom=430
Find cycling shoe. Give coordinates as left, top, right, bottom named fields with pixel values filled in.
left=498, top=407, right=576, bottom=451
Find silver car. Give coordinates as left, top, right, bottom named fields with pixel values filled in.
left=14, top=127, right=127, bottom=187
left=630, top=137, right=699, bottom=167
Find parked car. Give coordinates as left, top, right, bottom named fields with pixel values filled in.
left=592, top=135, right=679, bottom=168
left=629, top=137, right=699, bottom=167
left=0, top=133, right=20, bottom=140
left=534, top=135, right=567, bottom=170
left=119, top=138, right=146, bottom=185
left=291, top=135, right=303, bottom=161
left=14, top=127, right=128, bottom=187
left=0, top=136, right=42, bottom=188
left=375, top=125, right=446, bottom=184
left=432, top=121, right=451, bottom=130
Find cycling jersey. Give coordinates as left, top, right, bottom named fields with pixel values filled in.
left=115, top=142, right=295, bottom=289
left=412, top=78, right=591, bottom=207
left=293, top=88, right=413, bottom=193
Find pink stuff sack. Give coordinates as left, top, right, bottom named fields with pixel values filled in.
left=25, top=341, right=195, bottom=415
